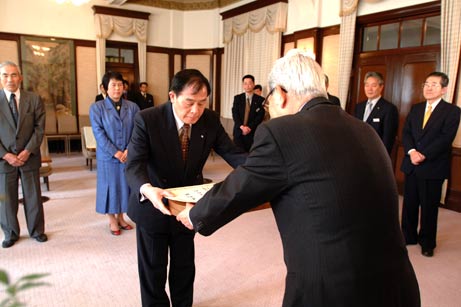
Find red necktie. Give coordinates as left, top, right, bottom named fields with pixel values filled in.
left=180, top=124, right=190, bottom=162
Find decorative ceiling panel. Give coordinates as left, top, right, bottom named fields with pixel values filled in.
left=125, top=0, right=241, bottom=10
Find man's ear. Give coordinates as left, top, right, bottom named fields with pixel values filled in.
left=276, top=86, right=288, bottom=109
left=168, top=91, right=176, bottom=102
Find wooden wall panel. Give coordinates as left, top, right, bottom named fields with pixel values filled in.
left=321, top=34, right=340, bottom=97
left=146, top=52, right=169, bottom=105
left=0, top=40, right=19, bottom=65
left=76, top=46, right=97, bottom=117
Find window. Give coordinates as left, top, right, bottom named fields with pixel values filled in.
left=361, top=15, right=440, bottom=52
left=105, top=47, right=134, bottom=64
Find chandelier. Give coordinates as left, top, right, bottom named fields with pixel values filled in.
left=56, top=0, right=91, bottom=5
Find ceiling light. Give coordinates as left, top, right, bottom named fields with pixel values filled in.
left=56, top=0, right=91, bottom=6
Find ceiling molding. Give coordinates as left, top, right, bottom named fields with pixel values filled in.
left=122, top=0, right=241, bottom=11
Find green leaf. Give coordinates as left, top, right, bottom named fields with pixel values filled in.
left=17, top=273, right=49, bottom=282
left=0, top=270, right=9, bottom=285
left=16, top=282, right=50, bottom=292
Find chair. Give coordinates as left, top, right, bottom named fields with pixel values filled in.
left=39, top=136, right=53, bottom=191
left=81, top=126, right=97, bottom=171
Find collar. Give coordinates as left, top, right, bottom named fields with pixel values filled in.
left=367, top=96, right=381, bottom=107
left=171, top=102, right=190, bottom=133
left=299, top=96, right=332, bottom=112
left=427, top=98, right=442, bottom=111
left=3, top=89, right=20, bottom=101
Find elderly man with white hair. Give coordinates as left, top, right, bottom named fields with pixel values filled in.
left=176, top=49, right=421, bottom=307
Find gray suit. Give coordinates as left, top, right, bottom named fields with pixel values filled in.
left=0, top=89, right=46, bottom=241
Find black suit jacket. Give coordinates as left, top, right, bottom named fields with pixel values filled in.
left=126, top=102, right=247, bottom=232
left=401, top=99, right=460, bottom=179
left=232, top=93, right=265, bottom=138
left=327, top=93, right=340, bottom=106
left=94, top=94, right=105, bottom=102
left=134, top=92, right=154, bottom=110
left=190, top=97, right=420, bottom=307
left=355, top=97, right=399, bottom=154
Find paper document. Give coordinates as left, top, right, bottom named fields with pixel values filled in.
left=165, top=183, right=215, bottom=203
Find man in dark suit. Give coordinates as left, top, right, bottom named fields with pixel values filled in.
left=354, top=71, right=398, bottom=154
left=325, top=74, right=340, bottom=106
left=401, top=71, right=460, bottom=258
left=232, top=74, right=265, bottom=152
left=125, top=69, right=246, bottom=307
left=0, top=61, right=47, bottom=248
left=134, top=81, right=154, bottom=110
left=176, top=50, right=420, bottom=307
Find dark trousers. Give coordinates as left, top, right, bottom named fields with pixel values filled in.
left=401, top=173, right=443, bottom=249
left=0, top=168, right=43, bottom=241
left=136, top=221, right=195, bottom=307
left=233, top=134, right=254, bottom=152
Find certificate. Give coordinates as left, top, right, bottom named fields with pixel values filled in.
left=165, top=183, right=215, bottom=215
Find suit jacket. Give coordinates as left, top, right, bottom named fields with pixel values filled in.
left=0, top=90, right=45, bottom=173
left=327, top=93, right=340, bottom=106
left=126, top=101, right=247, bottom=232
left=134, top=92, right=154, bottom=110
left=232, top=93, right=265, bottom=138
left=94, top=94, right=105, bottom=102
left=401, top=99, right=460, bottom=179
left=355, top=97, right=399, bottom=154
left=190, top=97, right=420, bottom=307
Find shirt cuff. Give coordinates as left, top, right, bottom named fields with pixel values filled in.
left=139, top=183, right=153, bottom=202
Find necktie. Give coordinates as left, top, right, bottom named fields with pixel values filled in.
left=9, top=93, right=18, bottom=126
left=180, top=124, right=190, bottom=162
left=422, top=104, right=432, bottom=128
left=243, top=97, right=251, bottom=126
left=363, top=101, right=372, bottom=122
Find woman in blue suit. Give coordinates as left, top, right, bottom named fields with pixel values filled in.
left=90, top=71, right=140, bottom=235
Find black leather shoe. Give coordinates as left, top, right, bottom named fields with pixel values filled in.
left=421, top=248, right=434, bottom=257
left=2, top=239, right=16, bottom=248
left=34, top=234, right=48, bottom=243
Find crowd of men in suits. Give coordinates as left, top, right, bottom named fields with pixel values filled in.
left=2, top=53, right=460, bottom=307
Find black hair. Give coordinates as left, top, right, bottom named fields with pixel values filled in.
left=170, top=69, right=211, bottom=96
left=101, top=71, right=124, bottom=91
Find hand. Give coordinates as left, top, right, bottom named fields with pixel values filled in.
left=17, top=149, right=31, bottom=163
left=176, top=203, right=195, bottom=230
left=141, top=185, right=174, bottom=215
left=2, top=153, right=25, bottom=167
left=114, top=150, right=127, bottom=163
left=121, top=149, right=128, bottom=163
left=240, top=125, right=251, bottom=135
left=409, top=150, right=425, bottom=165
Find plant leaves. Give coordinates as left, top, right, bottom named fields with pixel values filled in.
left=17, top=282, right=50, bottom=292
left=0, top=270, right=9, bottom=285
left=17, top=273, right=49, bottom=282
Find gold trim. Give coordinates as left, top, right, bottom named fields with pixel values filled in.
left=126, top=0, right=240, bottom=11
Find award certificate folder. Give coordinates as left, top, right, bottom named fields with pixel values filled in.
left=165, top=183, right=215, bottom=215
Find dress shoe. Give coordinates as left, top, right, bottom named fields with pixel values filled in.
left=421, top=248, right=434, bottom=257
left=119, top=223, right=133, bottom=230
left=110, top=225, right=121, bottom=236
left=2, top=239, right=16, bottom=248
left=34, top=234, right=48, bottom=243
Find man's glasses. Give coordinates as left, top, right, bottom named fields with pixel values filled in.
left=422, top=82, right=441, bottom=89
left=264, top=86, right=287, bottom=107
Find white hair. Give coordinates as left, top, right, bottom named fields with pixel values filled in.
left=268, top=49, right=327, bottom=101
left=0, top=61, right=22, bottom=74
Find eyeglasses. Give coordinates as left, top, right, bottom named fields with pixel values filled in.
left=264, top=86, right=287, bottom=107
left=422, top=82, right=442, bottom=89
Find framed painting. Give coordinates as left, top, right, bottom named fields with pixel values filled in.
left=20, top=36, right=77, bottom=135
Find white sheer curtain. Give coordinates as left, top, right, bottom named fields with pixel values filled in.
left=221, top=2, right=287, bottom=119
left=94, top=14, right=148, bottom=85
left=440, top=0, right=461, bottom=147
left=337, top=0, right=359, bottom=109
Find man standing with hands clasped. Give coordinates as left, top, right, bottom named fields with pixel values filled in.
left=401, top=71, right=460, bottom=257
left=176, top=49, right=420, bottom=307
left=0, top=61, right=46, bottom=248
left=125, top=69, right=246, bottom=307
left=354, top=71, right=399, bottom=154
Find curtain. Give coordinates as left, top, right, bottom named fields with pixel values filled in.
left=441, top=0, right=461, bottom=147
left=337, top=0, right=359, bottom=109
left=94, top=14, right=148, bottom=85
left=221, top=2, right=287, bottom=119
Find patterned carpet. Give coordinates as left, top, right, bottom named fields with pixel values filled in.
left=2, top=154, right=461, bottom=307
